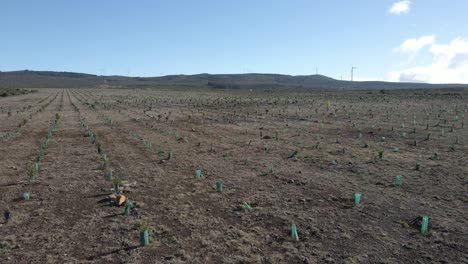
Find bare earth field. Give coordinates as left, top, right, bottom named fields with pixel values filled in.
left=1, top=88, right=467, bottom=263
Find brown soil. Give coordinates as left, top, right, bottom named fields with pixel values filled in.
left=1, top=88, right=467, bottom=263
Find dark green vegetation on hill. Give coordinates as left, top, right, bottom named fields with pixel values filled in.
left=1, top=70, right=467, bottom=90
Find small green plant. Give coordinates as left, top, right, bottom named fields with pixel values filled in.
left=27, top=164, right=37, bottom=184
left=378, top=150, right=384, bottom=160
left=113, top=177, right=122, bottom=193
left=157, top=147, right=164, bottom=154
left=166, top=150, right=173, bottom=160
left=288, top=150, right=299, bottom=159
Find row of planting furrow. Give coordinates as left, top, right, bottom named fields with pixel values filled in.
left=0, top=92, right=52, bottom=120
left=0, top=91, right=64, bottom=188
left=0, top=91, right=61, bottom=142
left=0, top=96, right=64, bottom=261
left=68, top=91, right=177, bottom=262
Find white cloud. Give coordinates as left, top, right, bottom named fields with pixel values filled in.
left=389, top=1, right=412, bottom=15
left=389, top=37, right=468, bottom=83
left=394, top=35, right=436, bottom=54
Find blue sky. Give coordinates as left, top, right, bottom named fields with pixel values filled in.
left=1, top=0, right=468, bottom=83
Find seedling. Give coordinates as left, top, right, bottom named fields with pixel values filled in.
left=288, top=150, right=298, bottom=159
left=113, top=177, right=122, bottom=193
left=415, top=162, right=421, bottom=171
left=27, top=164, right=37, bottom=184
left=157, top=147, right=164, bottom=154
left=378, top=150, right=384, bottom=160
left=166, top=151, right=173, bottom=160
left=291, top=224, right=299, bottom=241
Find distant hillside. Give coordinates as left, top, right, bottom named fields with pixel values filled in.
left=0, top=70, right=467, bottom=90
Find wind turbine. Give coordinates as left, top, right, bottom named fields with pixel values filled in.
left=351, top=66, right=358, bottom=82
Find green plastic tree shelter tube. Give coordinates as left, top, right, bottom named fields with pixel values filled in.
left=22, top=193, right=30, bottom=200
left=195, top=169, right=202, bottom=178
left=3, top=209, right=11, bottom=223
left=395, top=175, right=402, bottom=186
left=354, top=193, right=361, bottom=206
left=140, top=229, right=149, bottom=246
left=291, top=224, right=299, bottom=241
left=216, top=181, right=223, bottom=192
left=242, top=201, right=252, bottom=210
left=421, top=215, right=429, bottom=234
left=124, top=200, right=133, bottom=216
left=106, top=170, right=113, bottom=180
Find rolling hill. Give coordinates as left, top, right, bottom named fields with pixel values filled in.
left=0, top=70, right=466, bottom=90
